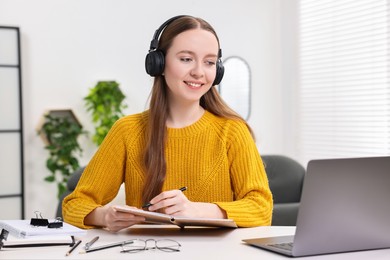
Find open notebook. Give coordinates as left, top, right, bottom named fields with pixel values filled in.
left=243, top=156, right=390, bottom=257
left=114, top=206, right=237, bottom=228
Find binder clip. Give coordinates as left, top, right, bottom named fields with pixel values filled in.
left=48, top=217, right=63, bottom=228
left=0, top=229, right=9, bottom=250
left=30, top=211, right=49, bottom=226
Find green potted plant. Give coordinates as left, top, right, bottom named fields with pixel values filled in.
left=84, top=81, right=127, bottom=146
left=37, top=110, right=88, bottom=198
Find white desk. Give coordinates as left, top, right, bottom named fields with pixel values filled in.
left=1, top=225, right=390, bottom=259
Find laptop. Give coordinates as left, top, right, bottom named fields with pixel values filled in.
left=243, top=156, right=390, bottom=257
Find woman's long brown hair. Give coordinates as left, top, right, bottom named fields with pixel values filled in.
left=142, top=16, right=254, bottom=204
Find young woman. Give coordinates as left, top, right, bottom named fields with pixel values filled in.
left=63, top=15, right=273, bottom=231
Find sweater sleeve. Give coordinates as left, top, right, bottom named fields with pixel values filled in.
left=62, top=118, right=129, bottom=229
left=214, top=121, right=273, bottom=227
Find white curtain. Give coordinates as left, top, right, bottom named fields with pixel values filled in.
left=298, top=0, right=390, bottom=164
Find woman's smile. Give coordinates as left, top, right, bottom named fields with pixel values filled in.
left=184, top=81, right=203, bottom=89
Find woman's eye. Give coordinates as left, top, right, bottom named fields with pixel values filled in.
left=180, top=57, right=192, bottom=62
left=206, top=60, right=216, bottom=66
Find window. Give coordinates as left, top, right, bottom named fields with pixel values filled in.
left=298, top=0, right=390, bottom=165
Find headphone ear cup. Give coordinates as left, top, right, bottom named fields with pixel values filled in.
left=145, top=50, right=165, bottom=76
left=213, top=60, right=225, bottom=86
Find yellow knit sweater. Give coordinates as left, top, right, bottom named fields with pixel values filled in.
left=63, top=110, right=273, bottom=228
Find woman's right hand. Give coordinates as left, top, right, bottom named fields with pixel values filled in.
left=85, top=205, right=146, bottom=232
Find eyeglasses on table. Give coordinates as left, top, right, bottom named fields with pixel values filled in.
left=120, top=239, right=181, bottom=253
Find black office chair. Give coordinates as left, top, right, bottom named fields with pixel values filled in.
left=55, top=166, right=85, bottom=218
left=262, top=155, right=305, bottom=226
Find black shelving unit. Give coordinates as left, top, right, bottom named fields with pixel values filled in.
left=0, top=26, right=24, bottom=219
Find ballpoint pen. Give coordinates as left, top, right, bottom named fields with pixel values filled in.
left=84, top=236, right=99, bottom=250
left=142, top=187, right=187, bottom=209
left=179, top=186, right=187, bottom=192
left=66, top=239, right=82, bottom=256
left=79, top=240, right=134, bottom=254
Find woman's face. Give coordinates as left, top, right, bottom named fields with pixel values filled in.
left=163, top=28, right=219, bottom=105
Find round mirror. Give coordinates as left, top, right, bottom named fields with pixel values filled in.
left=219, top=56, right=251, bottom=120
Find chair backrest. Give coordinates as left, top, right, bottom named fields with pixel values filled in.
left=262, top=155, right=305, bottom=203
left=55, top=167, right=85, bottom=218
left=262, top=155, right=305, bottom=226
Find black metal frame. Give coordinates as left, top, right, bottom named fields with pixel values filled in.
left=0, top=26, right=24, bottom=218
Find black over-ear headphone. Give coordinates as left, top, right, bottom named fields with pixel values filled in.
left=145, top=15, right=225, bottom=86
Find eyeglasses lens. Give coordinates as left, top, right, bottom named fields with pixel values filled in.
left=121, top=239, right=181, bottom=253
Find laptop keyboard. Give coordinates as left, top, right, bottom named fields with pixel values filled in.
left=268, top=242, right=293, bottom=251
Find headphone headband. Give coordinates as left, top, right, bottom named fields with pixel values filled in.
left=149, top=15, right=187, bottom=51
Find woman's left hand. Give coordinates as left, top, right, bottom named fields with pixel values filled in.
left=148, top=189, right=227, bottom=219
left=148, top=189, right=197, bottom=216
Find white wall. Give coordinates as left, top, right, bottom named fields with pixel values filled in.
left=0, top=0, right=295, bottom=218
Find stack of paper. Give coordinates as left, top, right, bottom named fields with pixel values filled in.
left=2, top=235, right=75, bottom=248
left=0, top=219, right=87, bottom=238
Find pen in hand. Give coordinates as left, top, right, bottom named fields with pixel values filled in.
left=142, top=186, right=187, bottom=209
left=66, top=239, right=82, bottom=256
left=179, top=186, right=187, bottom=192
